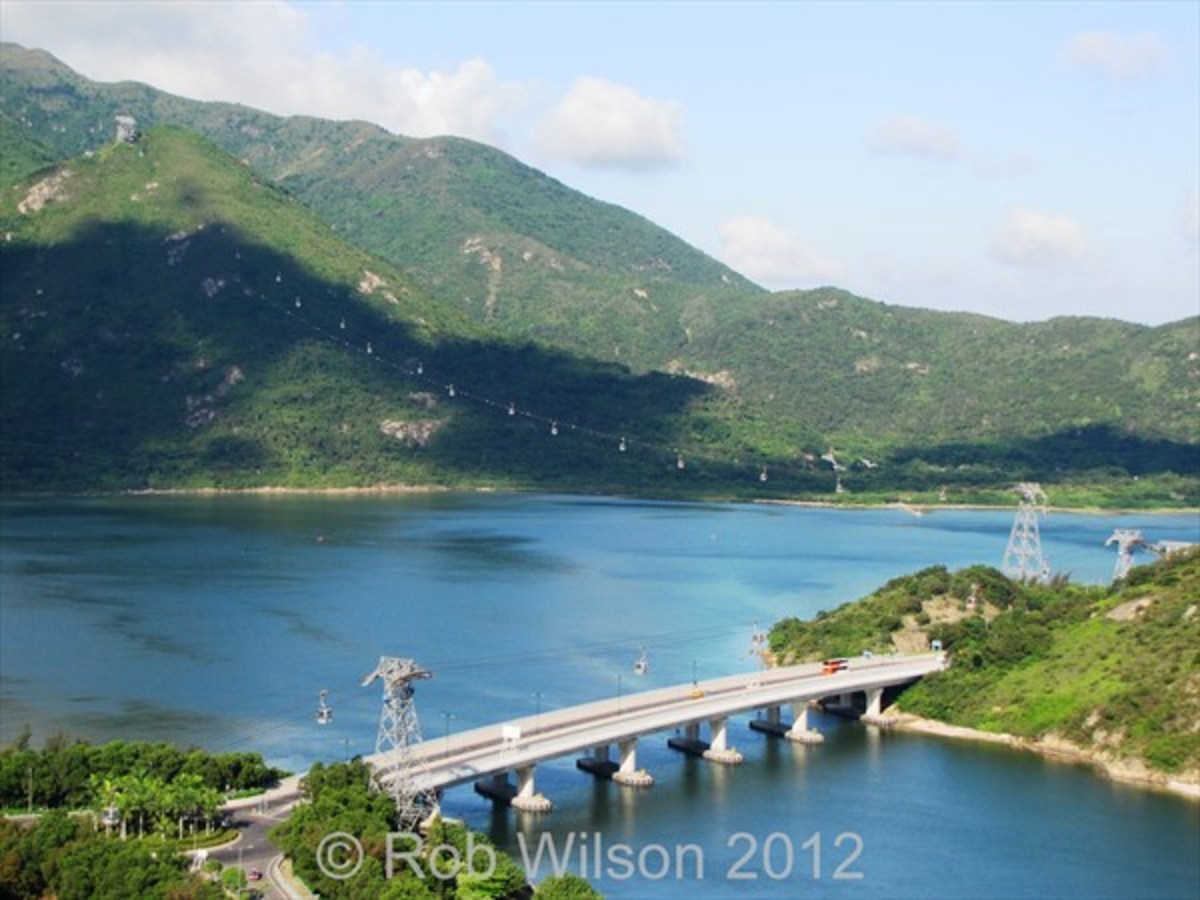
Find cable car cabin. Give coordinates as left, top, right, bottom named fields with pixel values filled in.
left=821, top=658, right=850, bottom=675
left=316, top=689, right=333, bottom=725
left=633, top=647, right=648, bottom=675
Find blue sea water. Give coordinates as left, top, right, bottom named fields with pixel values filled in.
left=1, top=494, right=1197, bottom=898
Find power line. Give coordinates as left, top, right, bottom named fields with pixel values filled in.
left=254, top=285, right=840, bottom=489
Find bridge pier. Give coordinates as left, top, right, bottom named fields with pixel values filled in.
left=614, top=738, right=653, bottom=787
left=576, top=744, right=619, bottom=779
left=785, top=701, right=825, bottom=744
left=670, top=719, right=743, bottom=764
left=750, top=704, right=791, bottom=737
left=473, top=768, right=552, bottom=812
left=578, top=740, right=653, bottom=786
left=703, top=716, right=744, bottom=765
left=668, top=721, right=709, bottom=757
left=512, top=765, right=552, bottom=812
left=860, top=686, right=893, bottom=727
left=822, top=692, right=857, bottom=718
left=474, top=772, right=516, bottom=805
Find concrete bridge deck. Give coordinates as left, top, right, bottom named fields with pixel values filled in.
left=370, top=652, right=945, bottom=809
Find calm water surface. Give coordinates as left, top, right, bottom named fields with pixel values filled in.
left=1, top=494, right=1197, bottom=898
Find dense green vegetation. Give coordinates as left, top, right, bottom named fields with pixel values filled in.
left=271, top=759, right=530, bottom=899
left=0, top=734, right=284, bottom=811
left=535, top=874, right=604, bottom=898
left=1, top=42, right=1196, bottom=502
left=0, top=41, right=758, bottom=373
left=770, top=549, right=1200, bottom=775
left=0, top=126, right=760, bottom=495
left=0, top=811, right=221, bottom=899
left=0, top=108, right=53, bottom=185
left=687, top=288, right=1198, bottom=460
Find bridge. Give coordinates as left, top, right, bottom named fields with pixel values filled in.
left=369, top=651, right=945, bottom=812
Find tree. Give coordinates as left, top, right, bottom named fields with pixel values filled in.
left=89, top=773, right=124, bottom=838
left=117, top=771, right=160, bottom=837
left=535, top=873, right=603, bottom=899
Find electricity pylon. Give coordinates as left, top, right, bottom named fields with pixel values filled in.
left=362, top=656, right=436, bottom=827
left=1002, top=483, right=1050, bottom=582
left=1105, top=529, right=1146, bottom=582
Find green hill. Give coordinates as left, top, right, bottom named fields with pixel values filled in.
left=770, top=549, right=1200, bottom=781
left=685, top=288, right=1199, bottom=503
left=0, top=42, right=1196, bottom=502
left=0, top=42, right=760, bottom=373
left=689, top=288, right=1198, bottom=445
left=0, top=126, right=760, bottom=494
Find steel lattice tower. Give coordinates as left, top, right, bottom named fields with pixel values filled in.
left=1105, top=529, right=1145, bottom=582
left=1002, top=483, right=1050, bottom=582
left=362, top=656, right=436, bottom=827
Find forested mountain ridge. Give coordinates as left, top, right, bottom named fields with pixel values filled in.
left=0, top=126, right=749, bottom=494
left=686, top=287, right=1198, bottom=446
left=0, top=42, right=760, bottom=372
left=0, top=42, right=1196, bottom=502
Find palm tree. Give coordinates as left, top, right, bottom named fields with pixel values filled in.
left=171, top=773, right=207, bottom=840
left=88, top=774, right=123, bottom=838
left=198, top=784, right=222, bottom=835
left=116, top=772, right=160, bottom=838
left=151, top=779, right=178, bottom=840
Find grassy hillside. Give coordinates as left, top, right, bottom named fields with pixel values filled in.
left=689, top=287, right=1199, bottom=503
left=0, top=42, right=760, bottom=372
left=770, top=549, right=1200, bottom=777
left=0, top=125, right=846, bottom=496
left=690, top=288, right=1198, bottom=447
left=1, top=42, right=1196, bottom=502
left=0, top=108, right=53, bottom=184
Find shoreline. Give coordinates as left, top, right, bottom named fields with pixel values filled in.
left=122, top=483, right=454, bottom=497
left=757, top=498, right=1200, bottom=516
left=0, top=485, right=1192, bottom=516
left=880, top=710, right=1200, bottom=801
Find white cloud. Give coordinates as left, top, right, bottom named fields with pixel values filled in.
left=868, top=115, right=961, bottom=160
left=988, top=209, right=1092, bottom=269
left=1061, top=30, right=1169, bottom=81
left=536, top=77, right=684, bottom=169
left=1, top=0, right=529, bottom=143
left=718, top=216, right=843, bottom=288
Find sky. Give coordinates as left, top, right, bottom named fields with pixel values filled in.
left=3, top=0, right=1198, bottom=325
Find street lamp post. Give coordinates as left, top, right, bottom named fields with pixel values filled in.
left=616, top=674, right=623, bottom=715
left=441, top=711, right=455, bottom=755
left=532, top=692, right=543, bottom=734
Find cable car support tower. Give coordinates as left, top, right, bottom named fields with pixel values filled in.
left=362, top=656, right=436, bottom=827
left=1002, top=483, right=1050, bottom=582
